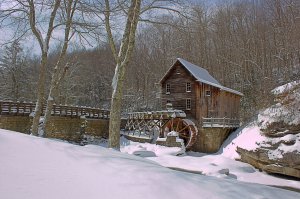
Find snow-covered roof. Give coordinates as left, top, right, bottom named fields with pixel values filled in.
left=177, top=58, right=221, bottom=87
left=160, top=58, right=243, bottom=96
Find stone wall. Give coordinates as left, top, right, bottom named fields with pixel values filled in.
left=191, top=127, right=233, bottom=153
left=45, top=116, right=82, bottom=142
left=44, top=117, right=110, bottom=142
left=85, top=119, right=109, bottom=139
left=0, top=115, right=109, bottom=143
left=0, top=116, right=31, bottom=134
left=156, top=135, right=183, bottom=148
left=123, top=134, right=152, bottom=143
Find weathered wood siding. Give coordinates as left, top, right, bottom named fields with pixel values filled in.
left=197, top=83, right=241, bottom=122
left=161, top=62, right=197, bottom=119
left=161, top=61, right=241, bottom=123
left=198, top=83, right=221, bottom=120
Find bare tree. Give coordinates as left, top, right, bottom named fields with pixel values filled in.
left=42, top=0, right=78, bottom=137
left=0, top=0, right=62, bottom=135
left=104, top=0, right=184, bottom=149
left=28, top=0, right=62, bottom=135
left=0, top=40, right=26, bottom=101
left=104, top=0, right=142, bottom=149
left=0, top=0, right=101, bottom=135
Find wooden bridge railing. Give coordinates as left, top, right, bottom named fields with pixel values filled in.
left=202, top=117, right=240, bottom=128
left=123, top=110, right=186, bottom=138
left=0, top=101, right=110, bottom=119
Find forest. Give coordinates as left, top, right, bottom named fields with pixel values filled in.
left=1, top=0, right=300, bottom=123
left=1, top=1, right=300, bottom=196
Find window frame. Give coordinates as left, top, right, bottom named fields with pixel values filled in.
left=186, top=82, right=191, bottom=92
left=205, top=90, right=211, bottom=97
left=186, top=98, right=191, bottom=110
left=166, top=83, right=171, bottom=94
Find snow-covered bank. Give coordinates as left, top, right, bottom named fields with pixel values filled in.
left=119, top=137, right=300, bottom=190
left=93, top=131, right=300, bottom=190
left=220, top=80, right=300, bottom=178
left=1, top=129, right=300, bottom=199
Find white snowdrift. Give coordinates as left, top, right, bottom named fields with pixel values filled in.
left=221, top=123, right=265, bottom=159
left=1, top=129, right=300, bottom=199
left=121, top=128, right=300, bottom=190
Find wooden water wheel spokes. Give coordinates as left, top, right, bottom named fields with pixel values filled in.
left=161, top=118, right=198, bottom=150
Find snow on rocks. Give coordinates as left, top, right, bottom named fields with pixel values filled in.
left=121, top=137, right=184, bottom=156
left=272, top=80, right=300, bottom=95
left=222, top=80, right=300, bottom=179
left=167, top=131, right=178, bottom=136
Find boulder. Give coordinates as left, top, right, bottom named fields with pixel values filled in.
left=237, top=147, right=300, bottom=178
left=236, top=80, right=300, bottom=179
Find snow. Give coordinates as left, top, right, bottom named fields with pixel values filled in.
left=259, top=79, right=300, bottom=127
left=1, top=129, right=300, bottom=199
left=272, top=80, right=300, bottom=95
left=221, top=118, right=299, bottom=162
left=221, top=123, right=266, bottom=159
left=119, top=136, right=300, bottom=191
left=167, top=131, right=178, bottom=136
left=177, top=58, right=243, bottom=96
left=120, top=137, right=183, bottom=156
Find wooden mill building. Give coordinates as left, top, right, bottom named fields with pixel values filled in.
left=159, top=58, right=243, bottom=152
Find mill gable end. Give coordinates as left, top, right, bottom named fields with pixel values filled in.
left=160, top=58, right=243, bottom=123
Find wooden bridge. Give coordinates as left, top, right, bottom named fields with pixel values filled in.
left=0, top=101, right=110, bottom=119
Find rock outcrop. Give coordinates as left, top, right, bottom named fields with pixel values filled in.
left=237, top=147, right=300, bottom=178
left=237, top=80, right=300, bottom=178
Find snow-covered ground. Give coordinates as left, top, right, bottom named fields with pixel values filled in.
left=118, top=134, right=300, bottom=191
left=1, top=129, right=300, bottom=199
left=90, top=130, right=300, bottom=190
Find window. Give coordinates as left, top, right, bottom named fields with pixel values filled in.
left=176, top=69, right=180, bottom=74
left=205, top=90, right=211, bottom=97
left=186, top=82, right=191, bottom=92
left=186, top=99, right=191, bottom=110
left=166, top=100, right=172, bottom=109
left=166, top=83, right=171, bottom=94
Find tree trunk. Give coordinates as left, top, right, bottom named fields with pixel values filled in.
left=106, top=0, right=142, bottom=149
left=42, top=84, right=58, bottom=137
left=41, top=0, right=75, bottom=137
left=108, top=63, right=126, bottom=149
left=31, top=52, right=47, bottom=135
left=42, top=65, right=68, bottom=137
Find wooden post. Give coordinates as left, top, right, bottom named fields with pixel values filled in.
left=8, top=102, right=11, bottom=114
left=59, top=106, right=62, bottom=116
left=16, top=103, right=19, bottom=115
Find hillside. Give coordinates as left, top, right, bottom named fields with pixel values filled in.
left=222, top=80, right=300, bottom=178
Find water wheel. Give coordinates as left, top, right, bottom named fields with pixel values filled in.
left=161, top=118, right=198, bottom=150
